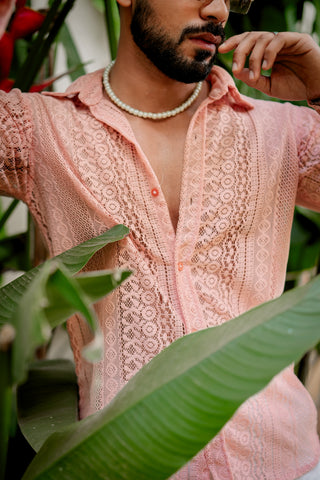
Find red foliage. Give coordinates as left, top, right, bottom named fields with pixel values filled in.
left=0, top=1, right=46, bottom=90
left=9, top=7, right=45, bottom=40
left=0, top=32, right=14, bottom=80
left=0, top=78, right=14, bottom=92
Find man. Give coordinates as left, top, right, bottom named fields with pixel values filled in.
left=1, top=0, right=320, bottom=478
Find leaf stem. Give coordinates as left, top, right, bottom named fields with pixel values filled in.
left=14, top=0, right=76, bottom=91
left=104, top=0, right=120, bottom=60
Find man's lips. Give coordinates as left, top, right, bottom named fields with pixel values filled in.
left=188, top=33, right=222, bottom=51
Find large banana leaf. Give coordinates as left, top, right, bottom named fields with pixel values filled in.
left=17, top=360, right=78, bottom=453
left=0, top=226, right=130, bottom=478
left=10, top=262, right=131, bottom=385
left=23, top=274, right=320, bottom=480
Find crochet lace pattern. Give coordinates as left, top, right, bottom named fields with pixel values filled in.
left=1, top=67, right=320, bottom=478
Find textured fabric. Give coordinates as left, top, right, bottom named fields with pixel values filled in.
left=1, top=66, right=320, bottom=479
left=297, top=458, right=320, bottom=479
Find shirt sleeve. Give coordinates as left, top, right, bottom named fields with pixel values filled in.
left=0, top=89, right=33, bottom=201
left=293, top=103, right=320, bottom=211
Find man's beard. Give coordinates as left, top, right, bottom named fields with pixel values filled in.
left=130, top=0, right=225, bottom=84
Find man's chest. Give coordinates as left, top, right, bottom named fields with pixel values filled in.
left=128, top=117, right=191, bottom=232
left=62, top=104, right=294, bottom=243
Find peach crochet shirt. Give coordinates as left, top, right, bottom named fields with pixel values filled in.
left=1, top=67, right=320, bottom=479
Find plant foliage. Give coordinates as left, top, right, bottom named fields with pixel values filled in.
left=0, top=225, right=131, bottom=479
left=21, top=273, right=320, bottom=480
left=1, top=2, right=320, bottom=479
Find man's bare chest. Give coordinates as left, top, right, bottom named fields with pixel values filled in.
left=129, top=120, right=189, bottom=232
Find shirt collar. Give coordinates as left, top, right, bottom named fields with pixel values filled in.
left=42, top=69, right=105, bottom=106
left=42, top=66, right=254, bottom=111
left=206, top=66, right=254, bottom=110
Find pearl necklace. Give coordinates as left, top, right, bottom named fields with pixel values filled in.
left=103, top=61, right=203, bottom=120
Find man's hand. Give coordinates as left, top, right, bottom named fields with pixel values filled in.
left=218, top=31, right=320, bottom=102
left=0, top=0, right=15, bottom=38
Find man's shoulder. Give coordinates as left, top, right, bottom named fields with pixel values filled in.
left=242, top=95, right=319, bottom=123
left=208, top=66, right=319, bottom=122
left=42, top=69, right=105, bottom=107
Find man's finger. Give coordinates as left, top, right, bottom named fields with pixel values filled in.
left=260, top=33, right=287, bottom=70
left=218, top=32, right=249, bottom=53
left=233, top=68, right=272, bottom=95
left=228, top=32, right=275, bottom=80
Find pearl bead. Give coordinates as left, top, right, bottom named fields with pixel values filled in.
left=103, top=61, right=203, bottom=121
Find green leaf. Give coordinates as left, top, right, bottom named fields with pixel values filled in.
left=259, top=5, right=287, bottom=32
left=55, top=225, right=129, bottom=275
left=0, top=349, right=13, bottom=480
left=11, top=262, right=54, bottom=386
left=57, top=24, right=87, bottom=82
left=45, top=267, right=98, bottom=332
left=13, top=0, right=77, bottom=92
left=2, top=226, right=129, bottom=386
left=0, top=225, right=129, bottom=326
left=43, top=267, right=131, bottom=362
left=104, top=0, right=120, bottom=60
left=17, top=360, right=78, bottom=453
left=0, top=199, right=20, bottom=231
left=288, top=209, right=320, bottom=272
left=10, top=262, right=131, bottom=386
left=283, top=1, right=299, bottom=32
left=44, top=269, right=131, bottom=330
left=0, top=233, right=29, bottom=272
left=90, top=0, right=105, bottom=13
left=22, top=274, right=320, bottom=480
left=314, top=0, right=320, bottom=39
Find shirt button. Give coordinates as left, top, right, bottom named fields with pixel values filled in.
left=178, top=262, right=184, bottom=272
left=151, top=188, right=159, bottom=197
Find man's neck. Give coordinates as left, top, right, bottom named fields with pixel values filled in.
left=109, top=45, right=207, bottom=115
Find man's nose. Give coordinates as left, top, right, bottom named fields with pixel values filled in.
left=199, top=0, right=229, bottom=24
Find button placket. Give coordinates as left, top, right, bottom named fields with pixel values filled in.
left=173, top=108, right=207, bottom=334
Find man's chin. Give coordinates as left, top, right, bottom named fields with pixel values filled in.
left=169, top=66, right=214, bottom=84
left=142, top=48, right=216, bottom=84
left=178, top=61, right=216, bottom=84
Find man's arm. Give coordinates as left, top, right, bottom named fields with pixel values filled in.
left=218, top=31, right=320, bottom=105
